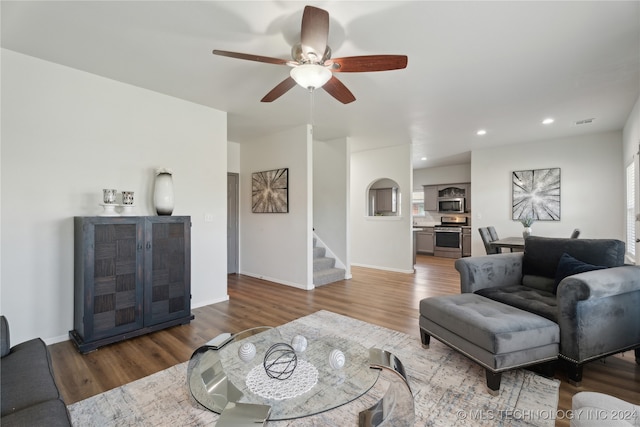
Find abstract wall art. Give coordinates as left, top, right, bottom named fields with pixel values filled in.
left=512, top=168, right=560, bottom=221
left=252, top=168, right=289, bottom=213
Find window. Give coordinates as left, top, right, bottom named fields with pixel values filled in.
left=626, top=161, right=636, bottom=257
left=412, top=191, right=424, bottom=216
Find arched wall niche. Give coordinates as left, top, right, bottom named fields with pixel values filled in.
left=367, top=178, right=401, bottom=216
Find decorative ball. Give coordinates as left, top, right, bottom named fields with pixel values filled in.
left=291, top=335, right=308, bottom=352
left=264, top=343, right=297, bottom=380
left=238, top=342, right=256, bottom=362
left=329, top=349, right=346, bottom=370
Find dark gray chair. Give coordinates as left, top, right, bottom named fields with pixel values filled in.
left=478, top=227, right=500, bottom=255
left=570, top=228, right=580, bottom=238
left=455, top=236, right=640, bottom=386
left=488, top=226, right=499, bottom=241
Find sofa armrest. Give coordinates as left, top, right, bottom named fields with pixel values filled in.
left=1, top=316, right=9, bottom=357
left=556, top=265, right=640, bottom=363
left=557, top=265, right=640, bottom=301
left=454, top=252, right=524, bottom=294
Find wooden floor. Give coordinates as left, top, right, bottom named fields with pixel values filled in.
left=50, top=255, right=639, bottom=426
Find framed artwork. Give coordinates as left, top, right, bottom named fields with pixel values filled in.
left=512, top=168, right=560, bottom=221
left=252, top=168, right=289, bottom=213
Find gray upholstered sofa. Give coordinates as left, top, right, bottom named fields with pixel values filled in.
left=454, top=236, right=640, bottom=385
left=1, top=315, right=71, bottom=426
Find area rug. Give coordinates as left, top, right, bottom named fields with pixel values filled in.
left=68, top=310, right=560, bottom=426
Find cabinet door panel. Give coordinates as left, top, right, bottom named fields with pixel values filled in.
left=85, top=220, right=144, bottom=341
left=144, top=217, right=191, bottom=326
left=424, top=186, right=438, bottom=212
left=416, top=230, right=434, bottom=254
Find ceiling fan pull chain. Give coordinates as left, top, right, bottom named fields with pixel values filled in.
left=309, top=89, right=315, bottom=126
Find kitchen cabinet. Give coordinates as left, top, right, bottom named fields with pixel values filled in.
left=424, top=183, right=471, bottom=213
left=416, top=227, right=435, bottom=254
left=375, top=187, right=397, bottom=213
left=422, top=182, right=471, bottom=213
left=462, top=227, right=472, bottom=257
left=70, top=216, right=193, bottom=353
left=437, top=184, right=466, bottom=198
left=423, top=185, right=438, bottom=212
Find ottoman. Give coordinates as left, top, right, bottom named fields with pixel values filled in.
left=419, top=293, right=559, bottom=395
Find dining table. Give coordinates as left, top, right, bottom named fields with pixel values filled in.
left=490, top=236, right=525, bottom=252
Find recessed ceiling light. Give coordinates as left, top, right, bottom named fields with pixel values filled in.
left=542, top=118, right=555, bottom=125
left=420, top=157, right=427, bottom=161
left=476, top=129, right=487, bottom=136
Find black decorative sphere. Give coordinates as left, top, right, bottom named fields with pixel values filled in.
left=263, top=343, right=297, bottom=380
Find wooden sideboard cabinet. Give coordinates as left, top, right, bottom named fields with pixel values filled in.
left=70, top=216, right=193, bottom=353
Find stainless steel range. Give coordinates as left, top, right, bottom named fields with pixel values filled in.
left=434, top=216, right=468, bottom=258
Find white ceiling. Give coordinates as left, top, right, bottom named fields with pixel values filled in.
left=2, top=1, right=639, bottom=169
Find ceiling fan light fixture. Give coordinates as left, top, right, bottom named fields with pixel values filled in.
left=290, top=64, right=332, bottom=90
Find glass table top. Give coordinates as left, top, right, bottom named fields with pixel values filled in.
left=187, top=326, right=380, bottom=421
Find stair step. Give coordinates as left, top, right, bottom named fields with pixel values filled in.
left=313, top=267, right=346, bottom=286
left=313, top=246, right=326, bottom=258
left=313, top=256, right=335, bottom=272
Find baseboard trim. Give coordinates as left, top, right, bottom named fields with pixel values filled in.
left=240, top=271, right=314, bottom=290
left=192, top=296, right=229, bottom=309
left=350, top=263, right=414, bottom=274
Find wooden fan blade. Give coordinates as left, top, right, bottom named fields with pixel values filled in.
left=330, top=55, right=408, bottom=72
left=261, top=77, right=298, bottom=102
left=212, top=50, right=289, bottom=66
left=300, top=6, right=329, bottom=61
left=322, top=76, right=355, bottom=104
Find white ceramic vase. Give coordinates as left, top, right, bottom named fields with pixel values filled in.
left=153, top=169, right=174, bottom=216
left=523, top=227, right=532, bottom=238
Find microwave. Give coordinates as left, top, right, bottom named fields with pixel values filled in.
left=438, top=197, right=465, bottom=213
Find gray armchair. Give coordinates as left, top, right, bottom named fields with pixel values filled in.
left=455, top=236, right=640, bottom=385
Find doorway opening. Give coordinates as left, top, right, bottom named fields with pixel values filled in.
left=227, top=173, right=239, bottom=274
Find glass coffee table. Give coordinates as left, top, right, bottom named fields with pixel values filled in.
left=187, top=326, right=413, bottom=426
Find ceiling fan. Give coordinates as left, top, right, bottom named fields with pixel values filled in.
left=213, top=5, right=408, bottom=104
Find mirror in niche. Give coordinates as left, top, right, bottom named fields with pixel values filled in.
left=367, top=178, right=401, bottom=216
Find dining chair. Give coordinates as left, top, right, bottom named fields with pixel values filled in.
left=478, top=227, right=500, bottom=255
left=570, top=228, right=581, bottom=239
left=488, top=226, right=499, bottom=241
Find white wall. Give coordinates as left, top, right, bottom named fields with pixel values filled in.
left=1, top=49, right=229, bottom=345
left=313, top=137, right=350, bottom=274
left=351, top=144, right=413, bottom=272
left=239, top=125, right=313, bottom=289
left=228, top=141, right=241, bottom=174
left=471, top=131, right=624, bottom=256
left=413, top=164, right=471, bottom=190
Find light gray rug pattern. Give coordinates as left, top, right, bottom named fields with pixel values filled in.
left=68, top=310, right=560, bottom=426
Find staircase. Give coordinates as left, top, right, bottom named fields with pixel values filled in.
left=313, top=237, right=345, bottom=286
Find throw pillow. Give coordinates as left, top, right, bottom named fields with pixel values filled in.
left=554, top=252, right=607, bottom=294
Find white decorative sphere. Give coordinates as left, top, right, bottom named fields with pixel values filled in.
left=291, top=335, right=308, bottom=352
left=329, top=349, right=346, bottom=370
left=238, top=342, right=256, bottom=362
